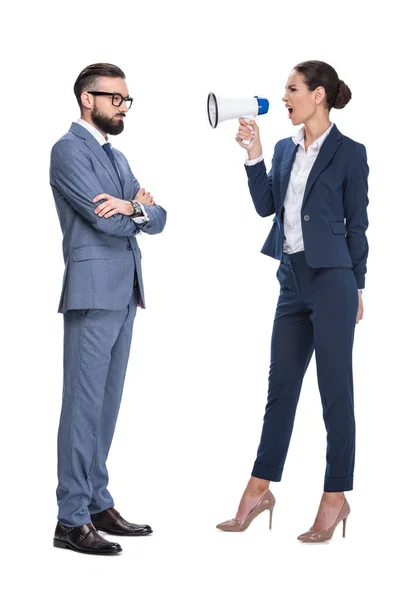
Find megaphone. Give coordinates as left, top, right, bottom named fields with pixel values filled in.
left=207, top=92, right=269, bottom=130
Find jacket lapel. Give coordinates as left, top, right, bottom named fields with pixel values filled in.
left=113, top=152, right=130, bottom=198
left=302, top=124, right=342, bottom=208
left=69, top=122, right=124, bottom=197
left=279, top=141, right=298, bottom=210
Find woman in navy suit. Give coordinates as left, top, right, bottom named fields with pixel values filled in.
left=216, top=61, right=369, bottom=542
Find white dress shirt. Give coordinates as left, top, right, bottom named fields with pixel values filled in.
left=245, top=123, right=363, bottom=293
left=76, top=118, right=149, bottom=225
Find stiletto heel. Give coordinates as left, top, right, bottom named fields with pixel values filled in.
left=297, top=498, right=351, bottom=543
left=269, top=506, right=274, bottom=530
left=216, top=489, right=276, bottom=532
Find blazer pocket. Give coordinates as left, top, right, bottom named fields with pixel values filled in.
left=329, top=221, right=347, bottom=235
left=72, top=245, right=113, bottom=262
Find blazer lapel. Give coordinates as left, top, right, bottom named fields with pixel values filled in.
left=279, top=140, right=298, bottom=210
left=302, top=124, right=342, bottom=208
left=69, top=123, right=123, bottom=197
left=113, top=152, right=130, bottom=198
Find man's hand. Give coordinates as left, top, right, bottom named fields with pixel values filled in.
left=356, top=293, right=364, bottom=324
left=92, top=188, right=156, bottom=218
left=92, top=194, right=134, bottom=218
left=134, top=188, right=155, bottom=206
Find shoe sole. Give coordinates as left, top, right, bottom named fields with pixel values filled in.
left=95, top=527, right=153, bottom=537
left=53, top=539, right=122, bottom=554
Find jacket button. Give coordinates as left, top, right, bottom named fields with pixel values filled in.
left=303, top=215, right=310, bottom=221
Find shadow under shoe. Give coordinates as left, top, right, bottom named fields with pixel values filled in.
left=53, top=522, right=122, bottom=555
left=297, top=498, right=350, bottom=543
left=216, top=489, right=276, bottom=532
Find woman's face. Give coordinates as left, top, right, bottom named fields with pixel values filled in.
left=282, top=70, right=325, bottom=126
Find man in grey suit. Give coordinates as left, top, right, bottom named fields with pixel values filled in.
left=50, top=63, right=167, bottom=555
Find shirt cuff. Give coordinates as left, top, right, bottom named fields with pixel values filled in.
left=245, top=155, right=264, bottom=166
left=131, top=202, right=150, bottom=224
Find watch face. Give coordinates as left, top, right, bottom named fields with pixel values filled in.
left=132, top=201, right=141, bottom=216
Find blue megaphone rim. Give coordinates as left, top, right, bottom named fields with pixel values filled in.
left=254, top=96, right=269, bottom=115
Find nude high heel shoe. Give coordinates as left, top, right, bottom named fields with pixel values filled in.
left=216, top=489, right=275, bottom=532
left=297, top=497, right=350, bottom=543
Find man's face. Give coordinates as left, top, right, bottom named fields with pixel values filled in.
left=85, top=76, right=130, bottom=135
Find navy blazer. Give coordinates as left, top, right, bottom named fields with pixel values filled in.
left=244, top=124, right=369, bottom=289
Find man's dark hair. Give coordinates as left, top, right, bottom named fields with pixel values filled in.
left=293, top=60, right=352, bottom=110
left=73, top=63, right=126, bottom=110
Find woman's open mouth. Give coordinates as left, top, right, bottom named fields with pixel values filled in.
left=288, top=107, right=293, bottom=119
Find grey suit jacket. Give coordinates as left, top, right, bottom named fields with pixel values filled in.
left=49, top=122, right=167, bottom=313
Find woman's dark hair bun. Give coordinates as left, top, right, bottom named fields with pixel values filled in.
left=293, top=61, right=352, bottom=111
left=334, top=79, right=352, bottom=109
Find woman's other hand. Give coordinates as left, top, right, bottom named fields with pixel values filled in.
left=356, top=293, right=364, bottom=324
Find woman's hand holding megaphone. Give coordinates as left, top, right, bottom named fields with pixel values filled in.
left=236, top=118, right=263, bottom=159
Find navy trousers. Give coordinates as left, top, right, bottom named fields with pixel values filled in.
left=251, top=251, right=359, bottom=492
left=56, top=287, right=138, bottom=527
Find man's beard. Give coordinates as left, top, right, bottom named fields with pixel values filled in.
left=92, top=104, right=125, bottom=135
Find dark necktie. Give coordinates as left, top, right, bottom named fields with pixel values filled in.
left=103, top=142, right=123, bottom=190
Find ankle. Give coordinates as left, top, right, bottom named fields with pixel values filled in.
left=322, top=491, right=345, bottom=504
left=247, top=477, right=270, bottom=495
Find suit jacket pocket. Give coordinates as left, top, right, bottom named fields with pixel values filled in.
left=72, top=245, right=113, bottom=261
left=329, top=221, right=346, bottom=234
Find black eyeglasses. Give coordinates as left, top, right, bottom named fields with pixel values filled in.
left=87, top=91, right=133, bottom=110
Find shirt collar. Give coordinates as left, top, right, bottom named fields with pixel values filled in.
left=292, top=122, right=334, bottom=150
left=76, top=118, right=109, bottom=146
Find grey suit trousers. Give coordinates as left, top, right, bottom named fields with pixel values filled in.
left=56, top=287, right=138, bottom=527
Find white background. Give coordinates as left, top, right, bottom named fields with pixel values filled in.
left=1, top=1, right=399, bottom=598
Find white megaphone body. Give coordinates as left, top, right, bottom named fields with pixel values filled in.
left=207, top=92, right=269, bottom=144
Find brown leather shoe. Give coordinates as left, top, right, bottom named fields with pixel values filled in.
left=53, top=522, right=122, bottom=555
left=90, top=507, right=153, bottom=536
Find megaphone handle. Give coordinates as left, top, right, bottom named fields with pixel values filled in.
left=241, top=115, right=255, bottom=146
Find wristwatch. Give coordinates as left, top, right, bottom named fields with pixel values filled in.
left=129, top=200, right=144, bottom=218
